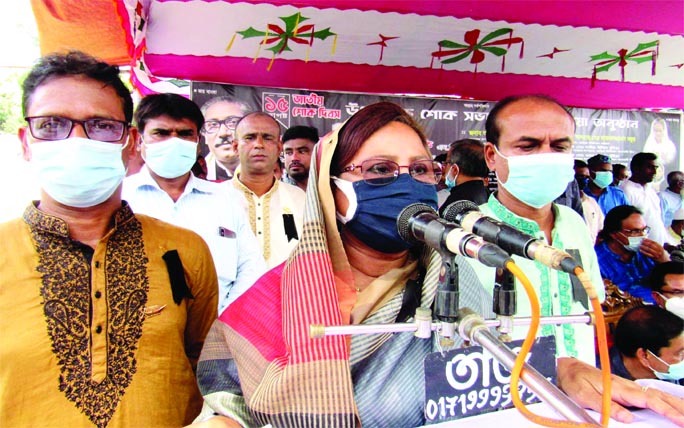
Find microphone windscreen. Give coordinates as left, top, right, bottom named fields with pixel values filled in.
left=442, top=200, right=479, bottom=223
left=396, top=203, right=436, bottom=243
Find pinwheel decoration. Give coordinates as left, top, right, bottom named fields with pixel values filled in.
left=589, top=40, right=659, bottom=87
left=431, top=28, right=524, bottom=73
left=229, top=12, right=337, bottom=70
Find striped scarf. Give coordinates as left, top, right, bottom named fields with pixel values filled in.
left=196, top=126, right=492, bottom=427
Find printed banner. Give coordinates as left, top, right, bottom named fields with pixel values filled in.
left=423, top=336, right=557, bottom=423
left=192, top=82, right=682, bottom=186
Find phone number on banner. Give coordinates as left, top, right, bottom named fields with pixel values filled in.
left=425, top=382, right=541, bottom=421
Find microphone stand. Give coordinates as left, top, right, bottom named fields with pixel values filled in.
left=493, top=267, right=516, bottom=341
left=310, top=309, right=599, bottom=425
left=434, top=254, right=460, bottom=347
left=457, top=308, right=598, bottom=425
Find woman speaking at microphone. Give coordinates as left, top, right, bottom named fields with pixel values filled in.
left=188, top=102, right=684, bottom=428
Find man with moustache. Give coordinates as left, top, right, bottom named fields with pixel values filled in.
left=281, top=125, right=318, bottom=191
left=0, top=51, right=217, bottom=427
left=230, top=112, right=306, bottom=268
left=460, top=95, right=603, bottom=364
left=200, top=96, right=253, bottom=181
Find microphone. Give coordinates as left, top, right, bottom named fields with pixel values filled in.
left=397, top=203, right=512, bottom=269
left=441, top=200, right=580, bottom=274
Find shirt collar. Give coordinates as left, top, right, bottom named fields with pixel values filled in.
left=233, top=174, right=279, bottom=198
left=23, top=200, right=135, bottom=238
left=137, top=166, right=211, bottom=196
left=487, top=193, right=542, bottom=236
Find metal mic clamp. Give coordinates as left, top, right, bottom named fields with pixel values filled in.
left=493, top=267, right=516, bottom=341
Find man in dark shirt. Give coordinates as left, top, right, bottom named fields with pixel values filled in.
left=610, top=306, right=684, bottom=385
left=595, top=205, right=670, bottom=303
left=439, top=138, right=490, bottom=215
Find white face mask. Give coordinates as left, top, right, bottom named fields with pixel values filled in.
left=619, top=234, right=645, bottom=252
left=30, top=137, right=126, bottom=208
left=142, top=137, right=198, bottom=179
left=331, top=177, right=357, bottom=223
left=657, top=292, right=684, bottom=319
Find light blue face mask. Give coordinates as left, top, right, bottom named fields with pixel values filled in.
left=648, top=349, right=684, bottom=381
left=143, top=137, right=198, bottom=179
left=30, top=137, right=126, bottom=208
left=619, top=233, right=645, bottom=252
left=592, top=170, right=613, bottom=189
left=444, top=166, right=457, bottom=189
left=494, top=147, right=575, bottom=208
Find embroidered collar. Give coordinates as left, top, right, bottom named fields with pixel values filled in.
left=23, top=201, right=136, bottom=238
left=233, top=174, right=280, bottom=198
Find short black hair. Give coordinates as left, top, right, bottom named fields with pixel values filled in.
left=600, top=205, right=642, bottom=240
left=134, top=93, right=204, bottom=133
left=22, top=51, right=133, bottom=123
left=447, top=139, right=488, bottom=178
left=630, top=152, right=658, bottom=171
left=282, top=125, right=319, bottom=144
left=615, top=305, right=684, bottom=357
left=647, top=261, right=684, bottom=292
left=613, top=163, right=627, bottom=173
left=485, top=95, right=574, bottom=146
left=574, top=159, right=588, bottom=169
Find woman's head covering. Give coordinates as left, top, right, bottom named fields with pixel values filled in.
left=217, top=102, right=441, bottom=427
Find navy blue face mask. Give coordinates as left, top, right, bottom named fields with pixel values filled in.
left=334, top=174, right=438, bottom=253
left=576, top=176, right=589, bottom=190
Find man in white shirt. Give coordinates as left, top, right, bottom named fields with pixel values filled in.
left=660, top=171, right=684, bottom=230
left=123, top=93, right=266, bottom=312
left=230, top=112, right=306, bottom=268
left=621, top=152, right=669, bottom=245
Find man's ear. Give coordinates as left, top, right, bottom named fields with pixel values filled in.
left=451, top=164, right=460, bottom=178
left=635, top=347, right=651, bottom=369
left=18, top=127, right=31, bottom=161
left=652, top=291, right=666, bottom=308
left=483, top=142, right=497, bottom=171
left=125, top=128, right=140, bottom=161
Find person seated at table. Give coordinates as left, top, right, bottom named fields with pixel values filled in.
left=188, top=102, right=684, bottom=428
left=611, top=305, right=684, bottom=386
left=595, top=205, right=670, bottom=303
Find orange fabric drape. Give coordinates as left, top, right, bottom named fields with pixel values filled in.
left=30, top=0, right=130, bottom=65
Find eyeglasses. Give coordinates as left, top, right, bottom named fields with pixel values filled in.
left=202, top=117, right=241, bottom=134
left=620, top=226, right=650, bottom=237
left=341, top=158, right=442, bottom=186
left=25, top=116, right=127, bottom=142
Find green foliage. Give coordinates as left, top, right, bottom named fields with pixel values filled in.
left=0, top=70, right=26, bottom=134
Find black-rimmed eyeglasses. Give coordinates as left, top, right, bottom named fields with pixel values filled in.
left=202, top=117, right=241, bottom=134
left=341, top=159, right=442, bottom=186
left=25, top=116, right=128, bottom=142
